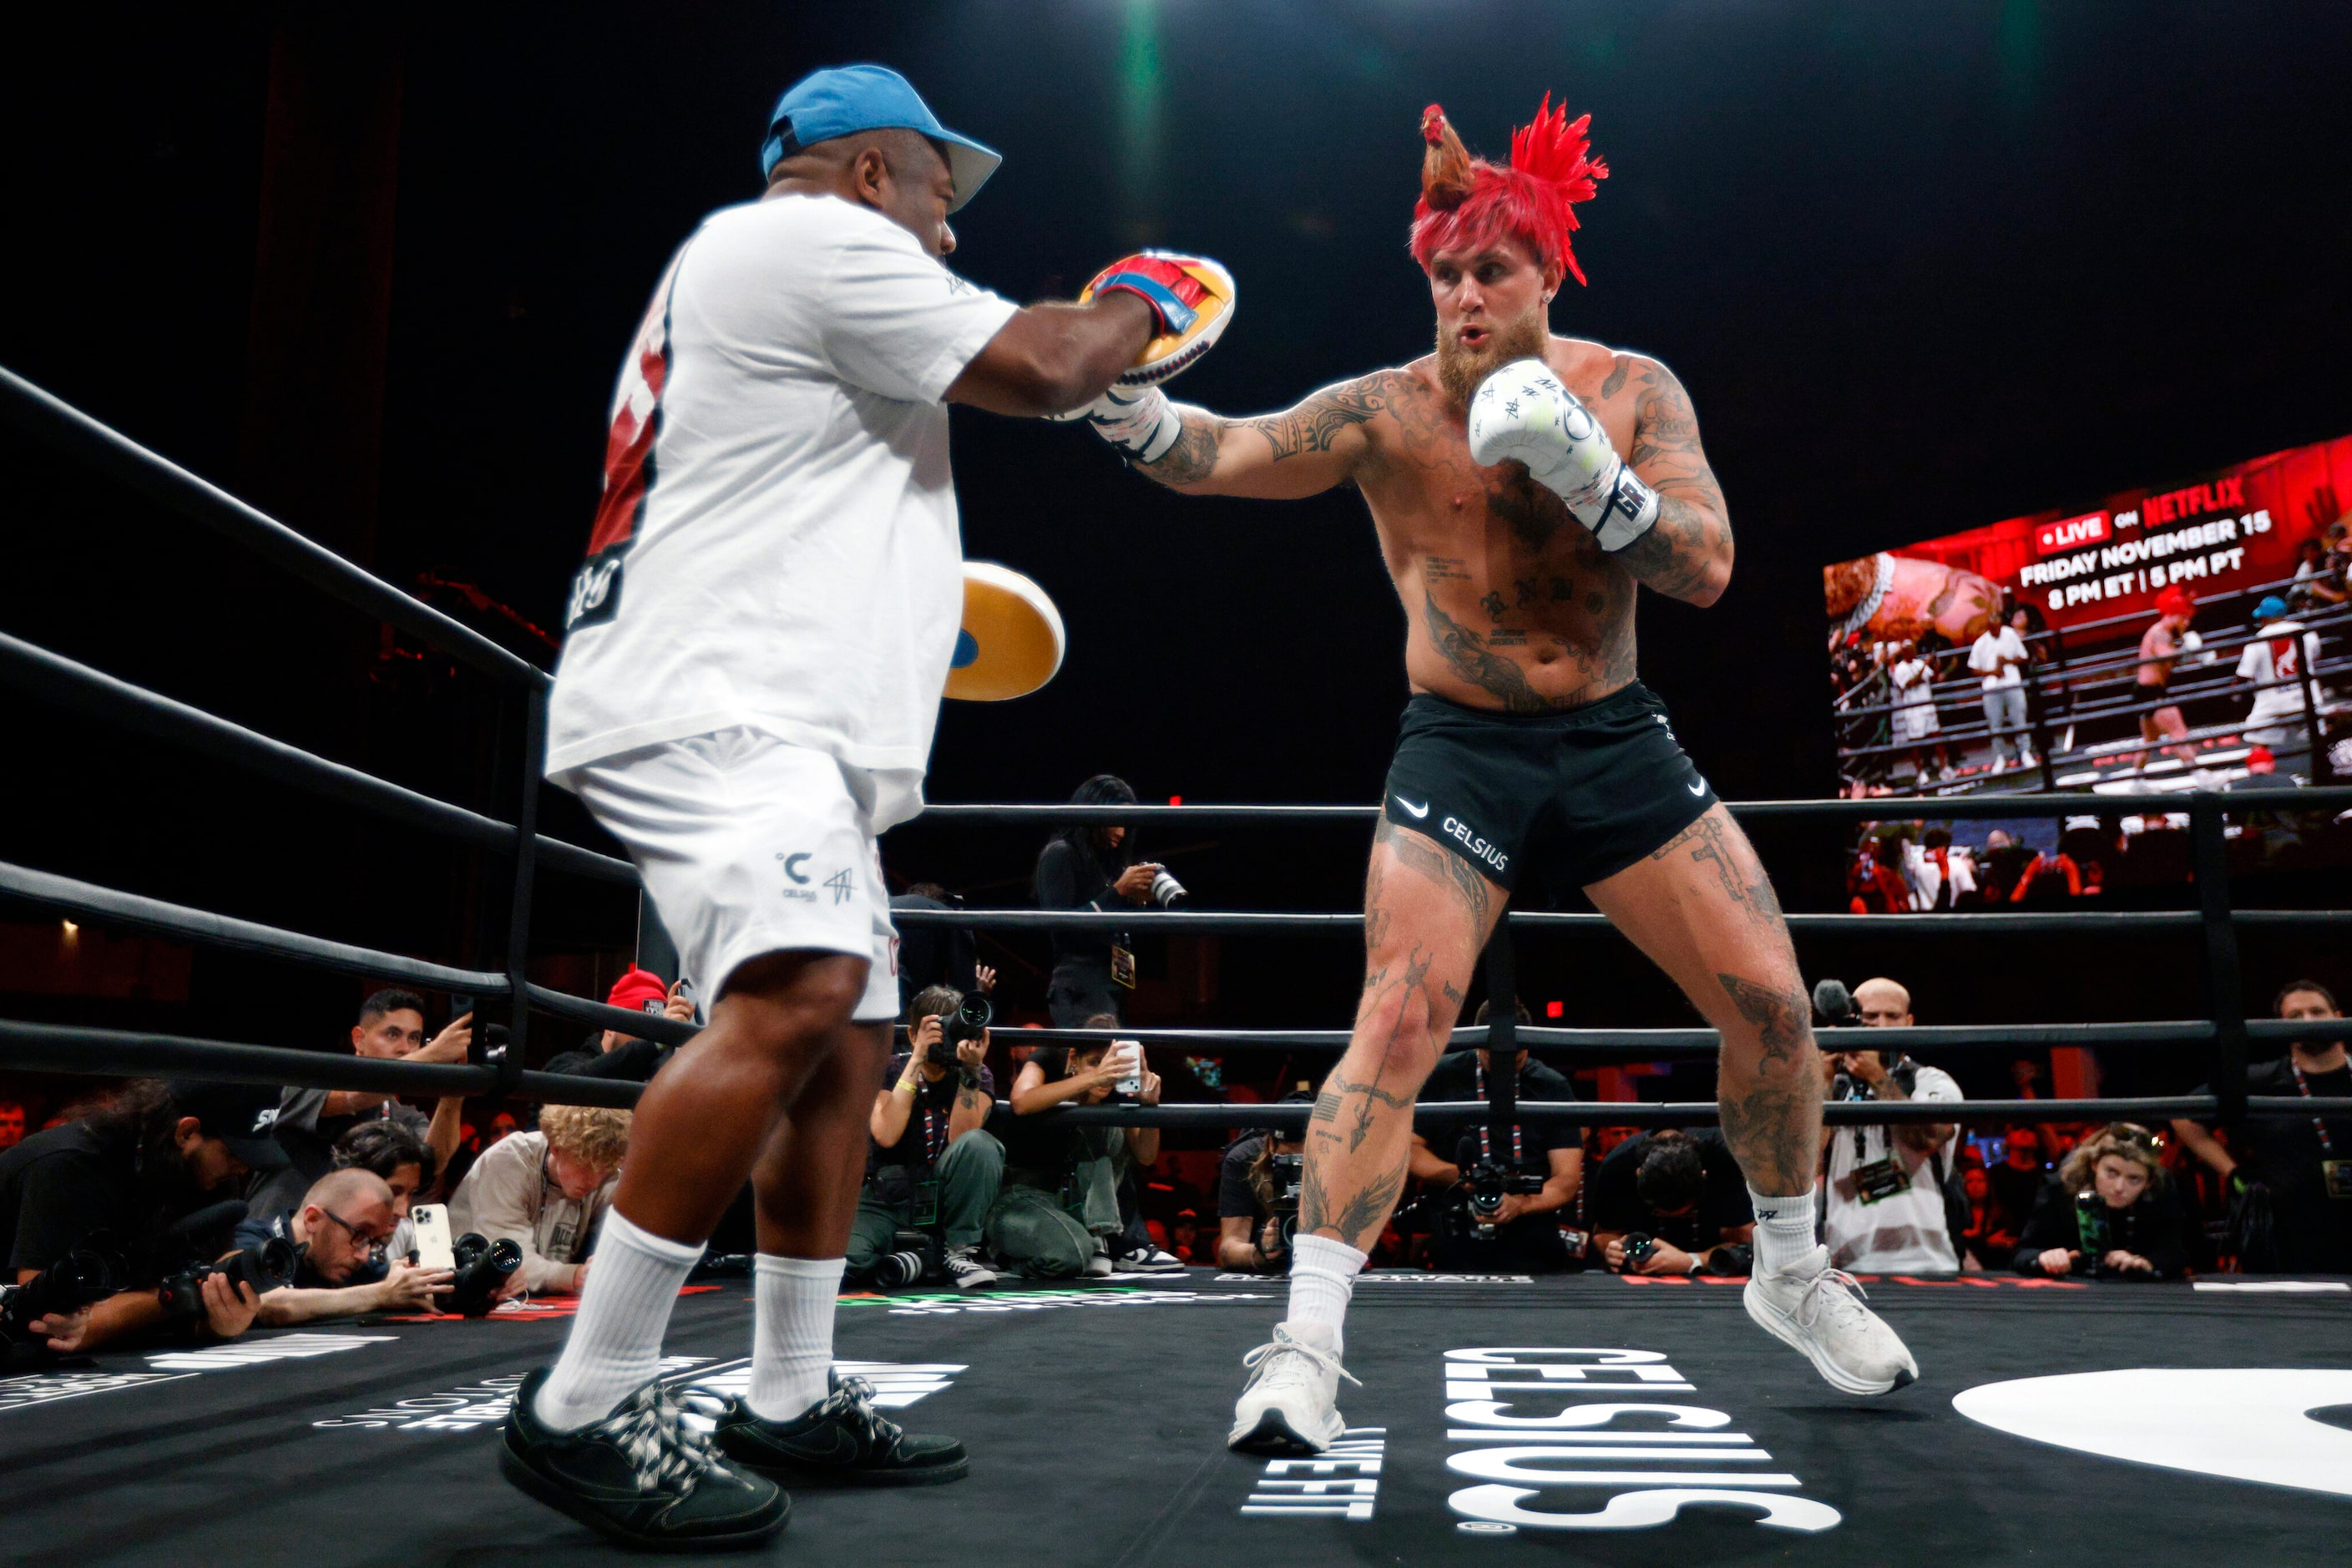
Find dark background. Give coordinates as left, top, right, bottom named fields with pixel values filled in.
left=3, top=2, right=2348, bottom=1090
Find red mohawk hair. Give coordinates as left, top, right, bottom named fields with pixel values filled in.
left=1409, top=94, right=1610, bottom=286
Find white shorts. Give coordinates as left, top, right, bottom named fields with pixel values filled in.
left=1894, top=701, right=1940, bottom=742
left=561, top=728, right=901, bottom=1022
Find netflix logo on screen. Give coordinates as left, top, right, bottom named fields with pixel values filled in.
left=2033, top=512, right=2109, bottom=556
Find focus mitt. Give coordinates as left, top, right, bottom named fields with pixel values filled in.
left=944, top=562, right=1066, bottom=701
left=1080, top=251, right=1236, bottom=387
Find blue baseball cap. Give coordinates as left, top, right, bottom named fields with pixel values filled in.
left=2254, top=594, right=2290, bottom=621
left=759, top=64, right=1001, bottom=212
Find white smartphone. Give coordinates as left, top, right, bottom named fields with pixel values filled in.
left=410, top=1203, right=457, bottom=1272
left=1113, top=1040, right=1143, bottom=1096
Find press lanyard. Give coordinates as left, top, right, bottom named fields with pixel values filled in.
left=920, top=1100, right=945, bottom=1163
left=2291, top=1064, right=2336, bottom=1155
left=1471, top=1060, right=1525, bottom=1167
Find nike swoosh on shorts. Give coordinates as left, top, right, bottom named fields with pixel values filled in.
left=1394, top=797, right=1429, bottom=819
left=1688, top=780, right=1708, bottom=797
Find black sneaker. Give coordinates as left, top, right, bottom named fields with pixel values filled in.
left=500, top=1367, right=790, bottom=1550
left=712, top=1370, right=969, bottom=1487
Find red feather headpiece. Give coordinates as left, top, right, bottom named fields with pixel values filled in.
left=1411, top=94, right=1610, bottom=286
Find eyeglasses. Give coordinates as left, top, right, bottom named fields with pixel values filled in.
left=319, top=1208, right=392, bottom=1258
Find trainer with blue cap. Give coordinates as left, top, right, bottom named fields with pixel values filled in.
left=2235, top=592, right=2320, bottom=761
left=506, top=63, right=1237, bottom=1549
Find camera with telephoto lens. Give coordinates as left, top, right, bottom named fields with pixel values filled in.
left=155, top=1233, right=300, bottom=1322
left=0, top=1242, right=124, bottom=1347
left=944, top=992, right=993, bottom=1049
left=1462, top=1157, right=1547, bottom=1240
left=1147, top=868, right=1187, bottom=908
left=445, top=1232, right=523, bottom=1316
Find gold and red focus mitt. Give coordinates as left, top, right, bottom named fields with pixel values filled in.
left=1080, top=251, right=1236, bottom=387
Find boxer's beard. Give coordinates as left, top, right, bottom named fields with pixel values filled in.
left=1436, top=305, right=1550, bottom=411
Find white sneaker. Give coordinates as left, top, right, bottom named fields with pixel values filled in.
left=1083, top=1247, right=1115, bottom=1279
left=943, top=1247, right=997, bottom=1291
left=1744, top=1247, right=1918, bottom=1396
left=1227, top=1325, right=1358, bottom=1454
left=1118, top=1243, right=1186, bottom=1274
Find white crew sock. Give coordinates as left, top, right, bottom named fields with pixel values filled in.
left=748, top=1254, right=847, bottom=1422
left=1748, top=1186, right=1823, bottom=1277
left=533, top=1210, right=704, bottom=1431
left=1282, top=1234, right=1368, bottom=1356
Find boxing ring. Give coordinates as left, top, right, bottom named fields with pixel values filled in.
left=6, top=363, right=2352, bottom=1565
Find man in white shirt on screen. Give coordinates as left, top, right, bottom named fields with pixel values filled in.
left=1968, top=611, right=2034, bottom=772
left=498, top=64, right=1231, bottom=1550
left=2235, top=594, right=2324, bottom=761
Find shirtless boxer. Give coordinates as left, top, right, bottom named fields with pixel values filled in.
left=499, top=67, right=1229, bottom=1547
left=1070, top=98, right=1915, bottom=1454
left=2132, top=587, right=2203, bottom=772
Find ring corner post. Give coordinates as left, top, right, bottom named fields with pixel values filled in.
left=2188, top=792, right=2248, bottom=1130
left=1483, top=913, right=1519, bottom=1150
left=498, top=686, right=546, bottom=1095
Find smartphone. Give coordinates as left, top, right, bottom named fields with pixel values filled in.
left=411, top=1203, right=457, bottom=1272
left=1113, top=1040, right=1143, bottom=1096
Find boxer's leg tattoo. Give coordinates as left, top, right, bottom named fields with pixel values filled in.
left=1717, top=974, right=1808, bottom=1065
left=1299, top=1158, right=1406, bottom=1253
left=1718, top=1077, right=1818, bottom=1195
left=1653, top=812, right=1785, bottom=933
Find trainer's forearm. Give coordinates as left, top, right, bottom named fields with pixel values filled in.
left=1612, top=495, right=1732, bottom=607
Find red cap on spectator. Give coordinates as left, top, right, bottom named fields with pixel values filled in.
left=607, top=967, right=670, bottom=1014
left=2247, top=745, right=2276, bottom=775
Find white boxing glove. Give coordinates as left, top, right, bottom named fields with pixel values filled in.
left=1050, top=382, right=1184, bottom=464
left=1467, top=358, right=1659, bottom=553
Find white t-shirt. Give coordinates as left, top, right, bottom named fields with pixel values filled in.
left=1890, top=657, right=1935, bottom=706
left=1823, top=1063, right=1961, bottom=1272
left=2235, top=624, right=2322, bottom=725
left=1968, top=626, right=2028, bottom=690
left=545, top=194, right=1020, bottom=824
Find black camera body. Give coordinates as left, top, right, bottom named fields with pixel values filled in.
left=1462, top=1157, right=1547, bottom=1240
left=156, top=1234, right=299, bottom=1321
left=1266, top=1151, right=1306, bottom=1255
left=0, top=1242, right=124, bottom=1346
left=944, top=992, right=993, bottom=1049
left=446, top=1232, right=524, bottom=1317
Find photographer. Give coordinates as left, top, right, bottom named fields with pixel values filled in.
left=0, top=1080, right=288, bottom=1353
left=233, top=1168, right=453, bottom=1323
left=250, top=988, right=469, bottom=1216
left=2172, top=979, right=2352, bottom=1272
left=999, top=1027, right=1180, bottom=1275
left=851, top=985, right=1002, bottom=1290
left=447, top=1104, right=629, bottom=1296
left=541, top=969, right=698, bottom=1082
left=1408, top=1018, right=1583, bottom=1272
left=1216, top=1120, right=1308, bottom=1273
left=2014, top=1123, right=2190, bottom=1280
left=1034, top=774, right=1175, bottom=1026
left=329, top=1119, right=437, bottom=1279
left=1818, top=977, right=1966, bottom=1273
left=1591, top=1129, right=1755, bottom=1275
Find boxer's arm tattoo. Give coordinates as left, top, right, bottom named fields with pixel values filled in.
left=1424, top=592, right=1557, bottom=713
left=1616, top=361, right=1732, bottom=606
left=1242, top=377, right=1388, bottom=462
left=1141, top=410, right=1224, bottom=486
left=1717, top=973, right=1810, bottom=1065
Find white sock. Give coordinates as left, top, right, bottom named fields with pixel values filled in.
left=749, top=1254, right=847, bottom=1422
left=1748, top=1186, right=1822, bottom=1277
left=1283, top=1234, right=1367, bottom=1356
left=534, top=1210, right=703, bottom=1431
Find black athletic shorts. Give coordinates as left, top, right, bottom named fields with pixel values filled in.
left=1378, top=682, right=1717, bottom=893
